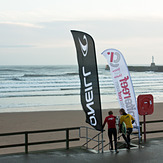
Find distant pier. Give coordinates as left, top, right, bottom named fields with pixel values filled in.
left=105, top=56, right=163, bottom=72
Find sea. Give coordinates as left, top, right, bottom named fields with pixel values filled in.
left=0, top=65, right=163, bottom=113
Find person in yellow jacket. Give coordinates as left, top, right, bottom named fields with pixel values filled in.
left=119, top=108, right=135, bottom=149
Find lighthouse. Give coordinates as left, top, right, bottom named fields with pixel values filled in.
left=151, top=56, right=155, bottom=67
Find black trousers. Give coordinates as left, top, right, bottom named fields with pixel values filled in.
left=122, top=128, right=133, bottom=146
left=108, top=128, right=117, bottom=150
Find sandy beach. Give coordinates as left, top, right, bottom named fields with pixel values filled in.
left=0, top=103, right=162, bottom=154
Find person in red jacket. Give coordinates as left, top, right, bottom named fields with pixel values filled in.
left=102, top=111, right=119, bottom=153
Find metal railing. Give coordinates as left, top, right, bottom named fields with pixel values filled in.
left=79, top=126, right=105, bottom=153
left=0, top=127, right=80, bottom=154
left=1, top=120, right=162, bottom=154
left=139, top=120, right=163, bottom=142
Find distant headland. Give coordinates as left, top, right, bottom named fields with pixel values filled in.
left=105, top=56, right=163, bottom=72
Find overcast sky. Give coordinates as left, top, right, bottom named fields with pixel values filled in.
left=1, top=0, right=163, bottom=65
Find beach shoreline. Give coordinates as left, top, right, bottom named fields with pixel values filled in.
left=0, top=102, right=162, bottom=154
left=0, top=100, right=121, bottom=113
left=0, top=102, right=162, bottom=130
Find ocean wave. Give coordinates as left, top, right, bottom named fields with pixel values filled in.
left=0, top=88, right=61, bottom=93
left=22, top=72, right=79, bottom=78
left=0, top=92, right=116, bottom=98
left=65, top=73, right=78, bottom=76
left=0, top=83, right=80, bottom=89
left=0, top=68, right=23, bottom=72
left=1, top=66, right=163, bottom=108
left=0, top=93, right=80, bottom=98
left=23, top=74, right=57, bottom=77
left=11, top=77, right=24, bottom=81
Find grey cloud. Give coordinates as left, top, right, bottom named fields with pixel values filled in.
left=0, top=18, right=163, bottom=65
left=0, top=45, right=36, bottom=48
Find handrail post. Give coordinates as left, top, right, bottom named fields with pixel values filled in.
left=79, top=127, right=81, bottom=138
left=140, top=124, right=142, bottom=143
left=101, top=132, right=103, bottom=153
left=25, top=132, right=28, bottom=154
left=98, top=134, right=99, bottom=153
left=143, top=115, right=147, bottom=143
left=86, top=127, right=88, bottom=149
left=66, top=129, right=69, bottom=149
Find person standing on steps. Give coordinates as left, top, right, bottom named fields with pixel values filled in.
left=102, top=111, right=119, bottom=153
left=119, top=108, right=135, bottom=149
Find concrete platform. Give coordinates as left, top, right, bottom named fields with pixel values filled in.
left=0, top=138, right=163, bottom=163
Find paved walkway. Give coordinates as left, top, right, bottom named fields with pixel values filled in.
left=0, top=138, right=163, bottom=163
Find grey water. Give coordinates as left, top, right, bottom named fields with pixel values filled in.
left=0, top=65, right=163, bottom=112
